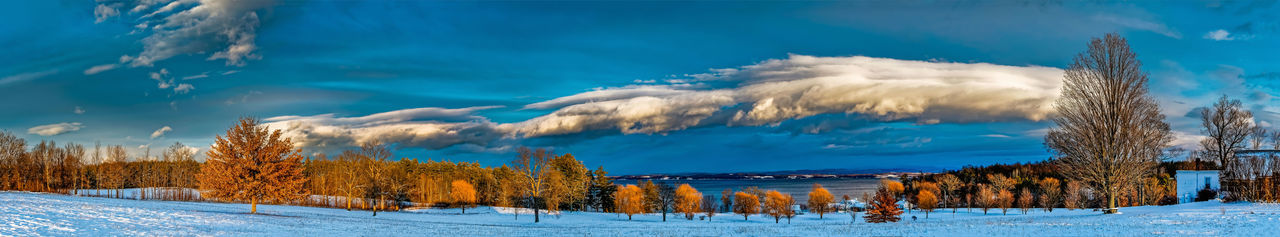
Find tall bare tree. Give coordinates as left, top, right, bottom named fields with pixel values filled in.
left=1200, top=95, right=1253, bottom=169
left=511, top=146, right=552, bottom=223
left=1045, top=33, right=1172, bottom=214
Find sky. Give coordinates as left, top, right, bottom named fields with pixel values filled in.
left=3, top=0, right=1280, bottom=175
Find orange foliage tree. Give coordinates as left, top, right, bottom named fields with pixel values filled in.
left=733, top=191, right=759, bottom=220
left=675, top=184, right=702, bottom=220
left=451, top=179, right=477, bottom=214
left=917, top=190, right=937, bottom=218
left=764, top=190, right=789, bottom=223
left=997, top=189, right=1014, bottom=215
left=614, top=184, right=645, bottom=220
left=864, top=186, right=902, bottom=223
left=198, top=117, right=308, bottom=214
left=807, top=183, right=834, bottom=219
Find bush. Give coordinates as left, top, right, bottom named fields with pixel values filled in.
left=1195, top=188, right=1217, bottom=202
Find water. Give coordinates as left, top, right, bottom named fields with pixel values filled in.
left=617, top=178, right=884, bottom=204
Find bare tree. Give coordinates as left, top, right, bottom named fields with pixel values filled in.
left=1250, top=127, right=1269, bottom=150
left=1045, top=33, right=1172, bottom=214
left=511, top=147, right=552, bottom=223
left=1200, top=95, right=1253, bottom=168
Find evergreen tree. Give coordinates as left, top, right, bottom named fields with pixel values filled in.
left=864, top=187, right=902, bottom=223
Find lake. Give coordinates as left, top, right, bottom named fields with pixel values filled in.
left=616, top=178, right=886, bottom=204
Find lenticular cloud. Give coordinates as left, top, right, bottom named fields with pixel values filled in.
left=264, top=55, right=1064, bottom=150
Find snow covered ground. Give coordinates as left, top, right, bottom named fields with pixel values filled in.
left=1, top=191, right=1276, bottom=236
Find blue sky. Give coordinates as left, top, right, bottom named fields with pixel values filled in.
left=3, top=1, right=1280, bottom=174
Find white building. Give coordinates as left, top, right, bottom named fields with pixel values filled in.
left=1175, top=170, right=1220, bottom=203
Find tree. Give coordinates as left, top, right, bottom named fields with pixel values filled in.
left=675, top=184, right=702, bottom=220
left=764, top=190, right=788, bottom=223
left=881, top=179, right=904, bottom=194
left=987, top=174, right=1015, bottom=193
left=511, top=147, right=552, bottom=223
left=701, top=195, right=718, bottom=221
left=656, top=182, right=676, bottom=222
left=587, top=166, right=615, bottom=212
left=720, top=188, right=733, bottom=213
left=936, top=174, right=961, bottom=212
left=976, top=185, right=994, bottom=215
left=198, top=117, right=308, bottom=214
left=1200, top=95, right=1253, bottom=168
left=1018, top=188, right=1034, bottom=215
left=1037, top=177, right=1061, bottom=212
left=782, top=194, right=797, bottom=224
left=808, top=183, right=834, bottom=219
left=733, top=191, right=759, bottom=220
left=359, top=142, right=391, bottom=216
left=335, top=151, right=365, bottom=211
left=451, top=180, right=477, bottom=214
left=997, top=190, right=1013, bottom=215
left=1045, top=33, right=1172, bottom=214
left=1063, top=181, right=1082, bottom=210
left=104, top=145, right=128, bottom=198
left=913, top=181, right=939, bottom=214
left=917, top=190, right=937, bottom=218
left=614, top=184, right=645, bottom=220
left=864, top=187, right=902, bottom=223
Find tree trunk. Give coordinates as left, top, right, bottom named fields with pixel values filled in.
left=251, top=197, right=258, bottom=214
left=1104, top=192, right=1118, bottom=214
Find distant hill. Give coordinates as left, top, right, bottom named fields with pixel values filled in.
left=613, top=167, right=944, bottom=180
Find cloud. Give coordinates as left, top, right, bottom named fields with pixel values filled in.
left=1204, top=29, right=1251, bottom=41
left=74, top=106, right=85, bottom=115
left=122, top=0, right=273, bottom=67
left=265, top=55, right=1065, bottom=151
left=523, top=85, right=690, bottom=110
left=182, top=73, right=208, bottom=80
left=94, top=3, right=121, bottom=23
left=28, top=122, right=84, bottom=136
left=262, top=106, right=506, bottom=150
left=151, top=126, right=172, bottom=139
left=152, top=69, right=171, bottom=89
left=1094, top=14, right=1182, bottom=39
left=173, top=83, right=194, bottom=94
left=513, top=55, right=1063, bottom=137
left=83, top=64, right=118, bottom=75
left=0, top=70, right=58, bottom=87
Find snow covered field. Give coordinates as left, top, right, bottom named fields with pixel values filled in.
left=1, top=191, right=1276, bottom=236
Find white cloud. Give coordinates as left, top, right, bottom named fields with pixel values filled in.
left=1094, top=14, right=1182, bottom=39
left=83, top=64, right=118, bottom=75
left=513, top=55, right=1063, bottom=137
left=152, top=69, right=171, bottom=89
left=122, top=0, right=273, bottom=67
left=0, top=70, right=58, bottom=87
left=523, top=85, right=690, bottom=110
left=74, top=106, right=85, bottom=115
left=173, top=83, right=194, bottom=94
left=151, top=126, right=173, bottom=139
left=1203, top=29, right=1251, bottom=41
left=28, top=122, right=84, bottom=136
left=94, top=4, right=120, bottom=23
left=264, top=55, right=1066, bottom=151
left=182, top=73, right=208, bottom=80
left=262, top=106, right=505, bottom=150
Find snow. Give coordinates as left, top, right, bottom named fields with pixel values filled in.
left=1, top=191, right=1276, bottom=236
